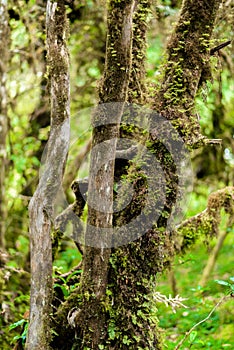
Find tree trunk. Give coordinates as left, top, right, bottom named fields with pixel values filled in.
left=154, top=0, right=222, bottom=147
left=50, top=0, right=223, bottom=349
left=0, top=0, right=9, bottom=251
left=26, top=1, right=70, bottom=348
left=72, top=0, right=136, bottom=348
left=101, top=1, right=222, bottom=348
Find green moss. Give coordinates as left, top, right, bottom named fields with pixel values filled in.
left=128, top=0, right=151, bottom=103
left=179, top=187, right=234, bottom=253
left=153, top=0, right=221, bottom=147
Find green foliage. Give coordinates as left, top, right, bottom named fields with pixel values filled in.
left=215, top=277, right=234, bottom=295
left=9, top=318, right=29, bottom=346
left=53, top=266, right=82, bottom=298
left=53, top=245, right=82, bottom=272
left=157, top=232, right=234, bottom=349
left=0, top=289, right=29, bottom=348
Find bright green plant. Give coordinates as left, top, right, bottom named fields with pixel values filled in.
left=215, top=277, right=234, bottom=295
left=9, top=318, right=29, bottom=346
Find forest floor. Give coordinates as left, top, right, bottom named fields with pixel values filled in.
left=158, top=220, right=234, bottom=349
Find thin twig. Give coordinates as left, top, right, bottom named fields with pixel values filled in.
left=204, top=138, right=222, bottom=145
left=174, top=295, right=229, bottom=350
left=210, top=40, right=231, bottom=55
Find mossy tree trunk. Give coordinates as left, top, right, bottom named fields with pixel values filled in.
left=26, top=1, right=70, bottom=349
left=50, top=0, right=223, bottom=349
left=68, top=0, right=136, bottom=348
left=154, top=0, right=222, bottom=147
left=0, top=0, right=9, bottom=251
left=101, top=1, right=222, bottom=349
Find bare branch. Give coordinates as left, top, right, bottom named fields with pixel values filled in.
left=210, top=40, right=232, bottom=55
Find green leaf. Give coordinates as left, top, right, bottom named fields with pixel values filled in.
left=13, top=335, right=21, bottom=341
left=53, top=284, right=69, bottom=297
left=9, top=318, right=25, bottom=330
left=189, top=331, right=198, bottom=343
left=51, top=329, right=59, bottom=336
left=215, top=280, right=231, bottom=287
left=123, top=335, right=131, bottom=345
left=66, top=269, right=82, bottom=282
left=108, top=323, right=116, bottom=340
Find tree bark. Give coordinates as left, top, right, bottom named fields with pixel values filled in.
left=75, top=0, right=136, bottom=348
left=51, top=1, right=223, bottom=349
left=0, top=0, right=9, bottom=250
left=154, top=0, right=222, bottom=147
left=128, top=0, right=150, bottom=104
left=26, top=1, right=70, bottom=349
left=103, top=1, right=223, bottom=349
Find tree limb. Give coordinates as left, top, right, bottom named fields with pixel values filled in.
left=177, top=186, right=234, bottom=254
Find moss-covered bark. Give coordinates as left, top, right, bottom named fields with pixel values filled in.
left=128, top=0, right=151, bottom=104
left=78, top=1, right=136, bottom=348
left=99, top=1, right=224, bottom=349
left=50, top=1, right=224, bottom=349
left=178, top=186, right=234, bottom=253
left=52, top=0, right=136, bottom=349
left=154, top=0, right=222, bottom=147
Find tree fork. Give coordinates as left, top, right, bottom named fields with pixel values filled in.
left=50, top=1, right=224, bottom=349
left=104, top=1, right=224, bottom=349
